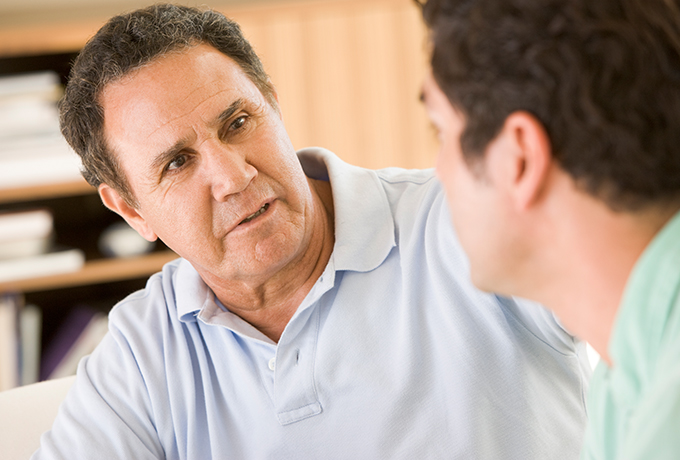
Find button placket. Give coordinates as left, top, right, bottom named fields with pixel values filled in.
left=267, top=262, right=332, bottom=425
left=272, top=306, right=323, bottom=425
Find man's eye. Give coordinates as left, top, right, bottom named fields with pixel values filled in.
left=230, top=116, right=247, bottom=131
left=167, top=154, right=187, bottom=171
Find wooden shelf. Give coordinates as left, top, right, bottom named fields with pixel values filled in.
left=0, top=250, right=178, bottom=294
left=0, top=180, right=94, bottom=205
left=0, top=19, right=102, bottom=57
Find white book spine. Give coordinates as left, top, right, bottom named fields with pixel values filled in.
left=0, top=295, right=19, bottom=391
left=0, top=209, right=53, bottom=242
left=20, top=304, right=42, bottom=386
left=0, top=248, right=85, bottom=283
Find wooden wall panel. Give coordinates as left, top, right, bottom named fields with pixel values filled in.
left=226, top=0, right=438, bottom=170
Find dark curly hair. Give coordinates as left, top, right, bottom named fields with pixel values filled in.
left=59, top=3, right=276, bottom=206
left=419, top=0, right=680, bottom=211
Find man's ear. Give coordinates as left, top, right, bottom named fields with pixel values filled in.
left=491, top=111, right=553, bottom=211
left=98, top=183, right=158, bottom=242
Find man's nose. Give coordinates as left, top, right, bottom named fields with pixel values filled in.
left=203, top=142, right=258, bottom=201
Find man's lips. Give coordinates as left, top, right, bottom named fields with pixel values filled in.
left=223, top=199, right=274, bottom=235
left=239, top=202, right=270, bottom=225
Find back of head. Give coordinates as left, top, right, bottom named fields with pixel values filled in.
left=60, top=3, right=274, bottom=205
left=419, top=0, right=680, bottom=211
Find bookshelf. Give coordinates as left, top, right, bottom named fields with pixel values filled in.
left=0, top=180, right=178, bottom=290
left=0, top=178, right=176, bottom=387
left=0, top=244, right=177, bottom=294
left=0, top=182, right=177, bottom=289
left=0, top=179, right=176, bottom=294
left=0, top=180, right=92, bottom=204
left=0, top=41, right=176, bottom=308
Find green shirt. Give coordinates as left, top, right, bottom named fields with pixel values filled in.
left=582, top=210, right=680, bottom=460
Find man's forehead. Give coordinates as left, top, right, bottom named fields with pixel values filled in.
left=101, top=46, right=258, bottom=125
left=99, top=45, right=264, bottom=174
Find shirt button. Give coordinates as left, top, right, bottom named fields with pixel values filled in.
left=268, top=357, right=276, bottom=371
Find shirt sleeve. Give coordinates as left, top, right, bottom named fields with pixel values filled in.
left=31, top=327, right=164, bottom=460
left=497, top=295, right=587, bottom=356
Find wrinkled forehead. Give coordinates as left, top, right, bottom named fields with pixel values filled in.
left=100, top=42, right=264, bottom=105
left=102, top=45, right=261, bottom=128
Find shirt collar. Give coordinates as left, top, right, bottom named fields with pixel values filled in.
left=298, top=147, right=396, bottom=272
left=610, top=209, right=680, bottom=383
left=175, top=258, right=215, bottom=322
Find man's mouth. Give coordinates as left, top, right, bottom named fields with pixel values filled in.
left=240, top=203, right=270, bottom=224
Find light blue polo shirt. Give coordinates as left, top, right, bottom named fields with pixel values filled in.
left=34, top=148, right=590, bottom=459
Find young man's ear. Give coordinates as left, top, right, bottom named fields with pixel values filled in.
left=98, top=184, right=158, bottom=242
left=491, top=111, right=552, bottom=211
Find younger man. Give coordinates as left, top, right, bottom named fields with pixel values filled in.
left=419, top=0, right=680, bottom=458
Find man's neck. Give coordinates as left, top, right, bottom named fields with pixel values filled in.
left=519, top=189, right=677, bottom=365
left=205, top=178, right=335, bottom=343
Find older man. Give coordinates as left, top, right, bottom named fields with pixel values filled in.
left=419, top=0, right=680, bottom=459
left=35, top=4, right=589, bottom=459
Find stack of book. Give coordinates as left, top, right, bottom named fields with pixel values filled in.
left=0, top=293, right=42, bottom=390
left=0, top=294, right=108, bottom=390
left=0, top=293, right=21, bottom=390
left=0, top=208, right=88, bottom=390
left=40, top=305, right=109, bottom=381
left=0, top=72, right=108, bottom=390
left=0, top=71, right=83, bottom=190
left=0, top=208, right=85, bottom=284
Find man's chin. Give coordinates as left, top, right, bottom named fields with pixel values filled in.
left=469, top=269, right=506, bottom=295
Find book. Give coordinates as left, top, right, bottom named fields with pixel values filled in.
left=0, top=71, right=61, bottom=100
left=0, top=293, right=21, bottom=391
left=0, top=71, right=62, bottom=142
left=0, top=236, right=51, bottom=261
left=48, top=314, right=108, bottom=380
left=0, top=135, right=83, bottom=189
left=0, top=209, right=53, bottom=260
left=19, top=304, right=42, bottom=386
left=0, top=247, right=85, bottom=283
left=0, top=98, right=60, bottom=141
left=41, top=306, right=108, bottom=381
left=0, top=209, right=52, bottom=242
left=0, top=71, right=82, bottom=190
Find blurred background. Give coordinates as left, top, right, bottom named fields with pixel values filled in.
left=0, top=0, right=438, bottom=389
left=1, top=0, right=437, bottom=169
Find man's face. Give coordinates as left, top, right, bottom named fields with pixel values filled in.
left=422, top=74, right=507, bottom=291
left=100, top=44, right=316, bottom=285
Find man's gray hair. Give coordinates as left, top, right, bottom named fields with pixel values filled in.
left=60, top=3, right=276, bottom=206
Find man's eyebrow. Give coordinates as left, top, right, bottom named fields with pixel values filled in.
left=150, top=98, right=246, bottom=173
left=217, top=98, right=245, bottom=124
left=150, top=138, right=189, bottom=173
